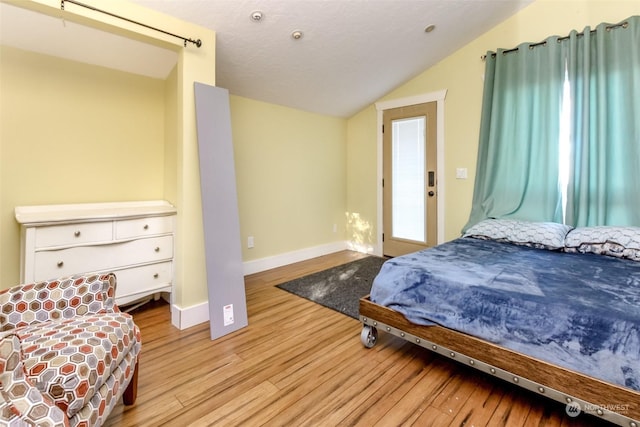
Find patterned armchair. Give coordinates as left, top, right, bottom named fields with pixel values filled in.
left=0, top=274, right=141, bottom=427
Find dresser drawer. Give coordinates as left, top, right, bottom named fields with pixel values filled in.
left=114, top=262, right=172, bottom=302
left=116, top=216, right=174, bottom=240
left=120, top=235, right=173, bottom=265
left=33, top=235, right=173, bottom=280
left=34, top=222, right=113, bottom=248
left=33, top=245, right=116, bottom=280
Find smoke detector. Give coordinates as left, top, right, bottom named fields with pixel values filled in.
left=250, top=11, right=263, bottom=22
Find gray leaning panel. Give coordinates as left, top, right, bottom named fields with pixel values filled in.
left=194, top=82, right=248, bottom=340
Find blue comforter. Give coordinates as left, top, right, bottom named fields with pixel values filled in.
left=370, top=238, right=640, bottom=391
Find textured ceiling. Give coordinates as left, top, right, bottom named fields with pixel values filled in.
left=129, top=0, right=534, bottom=117
left=1, top=0, right=534, bottom=118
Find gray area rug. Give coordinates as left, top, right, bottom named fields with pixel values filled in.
left=276, top=256, right=387, bottom=319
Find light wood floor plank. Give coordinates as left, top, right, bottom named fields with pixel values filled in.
left=186, top=381, right=280, bottom=427
left=447, top=378, right=504, bottom=426
left=336, top=347, right=438, bottom=425
left=104, top=250, right=612, bottom=427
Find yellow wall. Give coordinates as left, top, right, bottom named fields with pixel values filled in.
left=0, top=46, right=166, bottom=286
left=345, top=0, right=640, bottom=246
left=230, top=95, right=347, bottom=261
left=0, top=0, right=350, bottom=313
left=346, top=105, right=378, bottom=252
left=0, top=0, right=216, bottom=317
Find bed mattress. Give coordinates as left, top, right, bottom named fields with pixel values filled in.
left=370, top=237, right=640, bottom=391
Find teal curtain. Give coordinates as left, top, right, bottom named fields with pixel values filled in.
left=465, top=39, right=565, bottom=230
left=564, top=17, right=640, bottom=226
left=466, top=16, right=640, bottom=232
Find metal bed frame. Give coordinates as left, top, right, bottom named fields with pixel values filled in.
left=359, top=296, right=640, bottom=427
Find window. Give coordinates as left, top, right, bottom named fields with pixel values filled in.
left=465, top=16, right=640, bottom=230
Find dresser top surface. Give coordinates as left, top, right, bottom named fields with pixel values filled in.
left=15, top=200, right=177, bottom=225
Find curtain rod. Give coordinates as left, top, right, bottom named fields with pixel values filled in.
left=481, top=21, right=628, bottom=60
left=60, top=0, right=202, bottom=48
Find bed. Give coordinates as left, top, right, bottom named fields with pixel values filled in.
left=359, top=220, right=640, bottom=426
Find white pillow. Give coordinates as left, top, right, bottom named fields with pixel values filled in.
left=464, top=218, right=573, bottom=250
left=564, top=226, right=640, bottom=261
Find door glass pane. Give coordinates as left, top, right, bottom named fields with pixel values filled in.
left=391, top=116, right=426, bottom=243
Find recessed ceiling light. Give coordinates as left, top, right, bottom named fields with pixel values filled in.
left=424, top=24, right=436, bottom=33
left=250, top=11, right=263, bottom=22
left=291, top=30, right=303, bottom=40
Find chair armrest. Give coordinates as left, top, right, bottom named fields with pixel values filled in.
left=0, top=333, right=68, bottom=426
left=0, top=273, right=118, bottom=332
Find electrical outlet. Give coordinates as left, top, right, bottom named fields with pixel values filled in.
left=456, top=168, right=468, bottom=179
left=247, top=236, right=254, bottom=248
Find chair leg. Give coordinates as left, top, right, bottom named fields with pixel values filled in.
left=123, top=362, right=139, bottom=405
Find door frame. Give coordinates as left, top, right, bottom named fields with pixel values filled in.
left=374, top=90, right=447, bottom=257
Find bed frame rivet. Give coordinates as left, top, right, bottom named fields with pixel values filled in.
left=373, top=322, right=378, bottom=326
left=362, top=318, right=367, bottom=322
left=538, top=387, right=545, bottom=393
left=630, top=422, right=637, bottom=427
left=566, top=397, right=573, bottom=403
left=469, top=359, right=474, bottom=365
left=490, top=368, right=496, bottom=374
left=596, top=409, right=604, bottom=416
left=386, top=327, right=391, bottom=332
left=432, top=345, right=437, bottom=350
left=416, top=338, right=421, bottom=343
left=450, top=352, right=456, bottom=358
left=400, top=332, right=405, bottom=337
left=513, top=377, right=519, bottom=383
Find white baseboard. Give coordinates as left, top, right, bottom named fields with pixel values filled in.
left=346, top=241, right=378, bottom=256
left=243, top=240, right=350, bottom=276
left=171, top=301, right=209, bottom=330
left=170, top=240, right=364, bottom=330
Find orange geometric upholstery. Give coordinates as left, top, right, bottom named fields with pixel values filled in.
left=0, top=274, right=140, bottom=427
left=0, top=333, right=67, bottom=425
left=0, top=274, right=117, bottom=331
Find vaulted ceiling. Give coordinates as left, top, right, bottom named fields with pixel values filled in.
left=1, top=0, right=534, bottom=117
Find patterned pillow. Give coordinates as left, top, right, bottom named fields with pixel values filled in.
left=564, top=226, right=640, bottom=261
left=463, top=219, right=573, bottom=250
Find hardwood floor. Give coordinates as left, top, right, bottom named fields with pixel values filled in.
left=104, top=251, right=611, bottom=426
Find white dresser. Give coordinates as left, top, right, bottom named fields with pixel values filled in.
left=15, top=200, right=177, bottom=307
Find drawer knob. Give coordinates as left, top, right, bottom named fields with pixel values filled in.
left=57, top=261, right=64, bottom=268
left=74, top=231, right=81, bottom=237
left=143, top=224, right=149, bottom=230
left=153, top=273, right=159, bottom=279
left=155, top=247, right=160, bottom=252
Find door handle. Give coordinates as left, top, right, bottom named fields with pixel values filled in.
left=428, top=191, right=435, bottom=197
